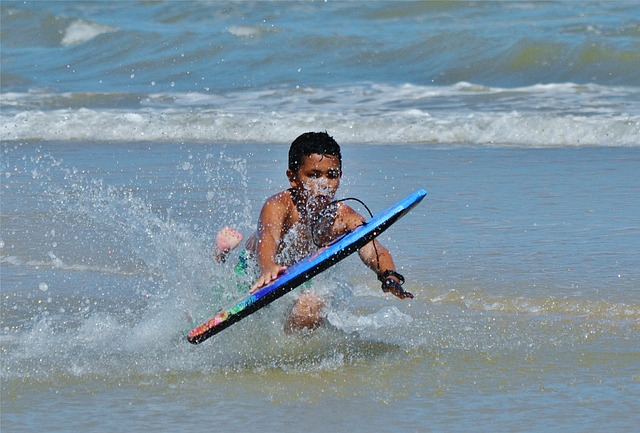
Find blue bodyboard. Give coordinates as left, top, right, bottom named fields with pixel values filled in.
left=187, top=189, right=427, bottom=344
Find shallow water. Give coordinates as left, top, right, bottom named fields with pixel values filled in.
left=2, top=143, right=638, bottom=432
left=2, top=1, right=639, bottom=431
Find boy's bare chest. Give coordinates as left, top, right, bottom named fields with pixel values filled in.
left=279, top=208, right=343, bottom=260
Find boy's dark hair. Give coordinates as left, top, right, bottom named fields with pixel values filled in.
left=288, top=131, right=342, bottom=172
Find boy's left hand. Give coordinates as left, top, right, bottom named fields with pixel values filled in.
left=382, top=277, right=414, bottom=299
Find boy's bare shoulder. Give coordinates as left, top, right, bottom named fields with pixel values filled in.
left=264, top=189, right=293, bottom=206
left=335, top=202, right=366, bottom=231
left=261, top=189, right=295, bottom=216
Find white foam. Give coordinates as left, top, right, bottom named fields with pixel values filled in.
left=61, top=20, right=116, bottom=46
left=0, top=252, right=130, bottom=276
left=2, top=106, right=637, bottom=147
left=228, top=25, right=261, bottom=38
left=327, top=306, right=413, bottom=333
left=2, top=83, right=638, bottom=146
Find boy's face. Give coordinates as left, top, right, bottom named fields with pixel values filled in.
left=287, top=153, right=342, bottom=207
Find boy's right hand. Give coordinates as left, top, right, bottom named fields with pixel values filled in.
left=250, top=264, right=287, bottom=293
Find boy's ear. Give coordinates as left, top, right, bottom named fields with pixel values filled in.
left=286, top=169, right=297, bottom=188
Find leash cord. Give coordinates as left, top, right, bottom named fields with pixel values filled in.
left=310, top=197, right=382, bottom=272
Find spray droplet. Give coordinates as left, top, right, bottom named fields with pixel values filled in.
left=39, top=282, right=49, bottom=292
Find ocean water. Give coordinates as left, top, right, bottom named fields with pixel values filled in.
left=1, top=2, right=639, bottom=432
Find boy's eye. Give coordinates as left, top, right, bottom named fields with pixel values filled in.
left=304, top=170, right=340, bottom=180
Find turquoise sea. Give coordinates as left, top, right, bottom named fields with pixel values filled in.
left=2, top=2, right=639, bottom=432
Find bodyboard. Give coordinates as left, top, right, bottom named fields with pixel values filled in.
left=187, top=188, right=427, bottom=344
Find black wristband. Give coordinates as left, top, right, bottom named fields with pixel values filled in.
left=377, top=270, right=405, bottom=284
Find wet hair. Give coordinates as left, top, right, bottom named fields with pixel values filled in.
left=288, top=131, right=342, bottom=172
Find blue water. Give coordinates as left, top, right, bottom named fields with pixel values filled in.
left=1, top=1, right=639, bottom=145
left=1, top=2, right=640, bottom=433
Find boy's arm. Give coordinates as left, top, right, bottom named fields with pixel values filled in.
left=340, top=204, right=413, bottom=299
left=249, top=194, right=289, bottom=292
left=358, top=241, right=413, bottom=299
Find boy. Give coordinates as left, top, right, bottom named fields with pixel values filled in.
left=215, top=132, right=412, bottom=332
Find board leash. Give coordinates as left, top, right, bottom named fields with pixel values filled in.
left=313, top=197, right=410, bottom=298
left=310, top=196, right=382, bottom=276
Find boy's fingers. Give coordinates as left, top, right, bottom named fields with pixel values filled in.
left=388, top=285, right=413, bottom=299
left=250, top=275, right=270, bottom=293
left=395, top=288, right=414, bottom=299
left=382, top=279, right=413, bottom=299
left=269, top=266, right=287, bottom=281
left=249, top=267, right=287, bottom=293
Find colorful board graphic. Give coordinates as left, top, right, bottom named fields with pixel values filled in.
left=187, top=189, right=427, bottom=344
